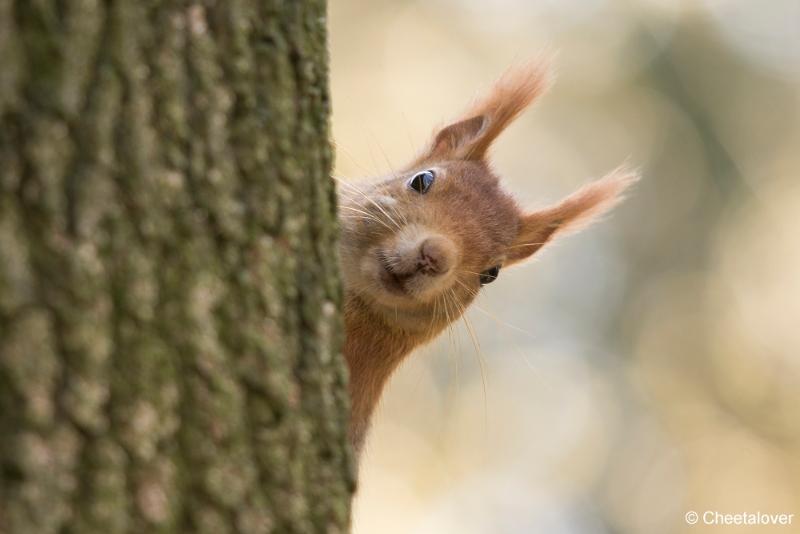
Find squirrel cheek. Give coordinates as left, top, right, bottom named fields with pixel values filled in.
left=375, top=194, right=397, bottom=208
left=358, top=247, right=384, bottom=284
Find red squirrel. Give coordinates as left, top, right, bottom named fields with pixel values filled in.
left=337, top=60, right=637, bottom=453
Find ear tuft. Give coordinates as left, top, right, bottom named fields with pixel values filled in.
left=462, top=55, right=554, bottom=157
left=506, top=165, right=639, bottom=264
left=422, top=55, right=554, bottom=162
left=538, top=165, right=639, bottom=236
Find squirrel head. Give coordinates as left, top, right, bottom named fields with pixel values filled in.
left=338, top=59, right=637, bottom=335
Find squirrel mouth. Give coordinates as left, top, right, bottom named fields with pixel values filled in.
left=377, top=251, right=408, bottom=295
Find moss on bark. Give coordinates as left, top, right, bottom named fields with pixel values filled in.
left=0, top=1, right=354, bottom=532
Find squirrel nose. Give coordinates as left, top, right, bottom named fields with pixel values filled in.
left=417, top=236, right=456, bottom=276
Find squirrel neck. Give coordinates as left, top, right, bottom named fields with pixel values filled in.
left=343, top=293, right=444, bottom=452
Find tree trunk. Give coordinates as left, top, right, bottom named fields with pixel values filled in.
left=0, top=1, right=353, bottom=533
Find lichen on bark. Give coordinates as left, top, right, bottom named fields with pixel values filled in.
left=0, top=1, right=354, bottom=533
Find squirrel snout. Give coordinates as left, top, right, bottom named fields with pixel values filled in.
left=378, top=233, right=457, bottom=295
left=417, top=236, right=456, bottom=276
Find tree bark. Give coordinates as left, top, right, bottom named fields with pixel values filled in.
left=0, top=1, right=353, bottom=533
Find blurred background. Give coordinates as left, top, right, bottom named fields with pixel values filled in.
left=329, top=1, right=800, bottom=533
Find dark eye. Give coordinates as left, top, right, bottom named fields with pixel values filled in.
left=479, top=266, right=500, bottom=286
left=409, top=169, right=435, bottom=194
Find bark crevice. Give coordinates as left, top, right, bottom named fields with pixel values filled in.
left=0, top=1, right=352, bottom=533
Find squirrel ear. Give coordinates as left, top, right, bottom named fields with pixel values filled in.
left=424, top=58, right=553, bottom=162
left=429, top=115, right=487, bottom=160
left=506, top=166, right=639, bottom=265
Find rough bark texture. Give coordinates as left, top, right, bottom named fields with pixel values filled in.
left=0, top=1, right=354, bottom=533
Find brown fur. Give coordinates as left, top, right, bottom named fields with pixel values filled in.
left=337, top=60, right=638, bottom=453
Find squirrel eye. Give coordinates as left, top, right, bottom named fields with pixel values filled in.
left=409, top=170, right=435, bottom=194
left=479, top=266, right=500, bottom=286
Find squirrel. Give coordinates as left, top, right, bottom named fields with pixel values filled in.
left=337, top=59, right=638, bottom=453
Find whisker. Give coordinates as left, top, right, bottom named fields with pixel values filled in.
left=506, top=241, right=548, bottom=249
left=400, top=111, right=416, bottom=153
left=333, top=176, right=404, bottom=231
left=339, top=205, right=395, bottom=232
left=340, top=215, right=378, bottom=223
left=453, top=277, right=479, bottom=298
left=441, top=287, right=457, bottom=354
left=332, top=175, right=371, bottom=198
left=470, top=305, right=537, bottom=340
left=448, top=288, right=489, bottom=444
left=386, top=196, right=409, bottom=226
left=460, top=287, right=550, bottom=387
left=333, top=143, right=376, bottom=177
left=438, top=290, right=461, bottom=404
left=368, top=178, right=409, bottom=226
left=451, top=275, right=538, bottom=341
left=456, top=269, right=485, bottom=278
left=369, top=134, right=412, bottom=226
left=333, top=172, right=409, bottom=228
left=338, top=205, right=379, bottom=219
left=370, top=129, right=400, bottom=181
